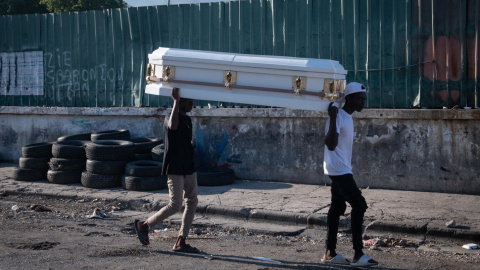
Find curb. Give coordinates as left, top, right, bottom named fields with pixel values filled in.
left=365, top=220, right=480, bottom=241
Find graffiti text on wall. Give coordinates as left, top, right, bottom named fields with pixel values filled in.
left=44, top=50, right=124, bottom=100
left=0, top=51, right=44, bottom=95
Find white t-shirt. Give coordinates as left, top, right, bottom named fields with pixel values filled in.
left=323, top=108, right=354, bottom=175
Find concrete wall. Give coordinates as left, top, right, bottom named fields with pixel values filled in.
left=1, top=106, right=479, bottom=194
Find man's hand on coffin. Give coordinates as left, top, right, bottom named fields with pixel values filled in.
left=327, top=102, right=338, bottom=118
left=171, top=87, right=180, bottom=102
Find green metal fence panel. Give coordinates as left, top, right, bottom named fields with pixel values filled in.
left=0, top=0, right=478, bottom=108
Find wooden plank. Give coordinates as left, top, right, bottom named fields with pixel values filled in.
left=250, top=0, right=262, bottom=55
left=272, top=0, right=284, bottom=56
left=121, top=8, right=132, bottom=106
left=70, top=12, right=82, bottom=107
left=77, top=12, right=90, bottom=107
left=44, top=13, right=55, bottom=107
left=239, top=0, right=251, bottom=54
left=0, top=16, right=7, bottom=105
left=343, top=0, right=356, bottom=80
left=393, top=0, right=409, bottom=108
left=129, top=8, right=142, bottom=107
left=263, top=0, right=274, bottom=56
left=357, top=0, right=369, bottom=102
left=199, top=3, right=210, bottom=51
left=94, top=10, right=107, bottom=107
left=61, top=12, right=73, bottom=107
left=111, top=8, right=125, bottom=107
left=381, top=0, right=395, bottom=108
left=366, top=0, right=382, bottom=108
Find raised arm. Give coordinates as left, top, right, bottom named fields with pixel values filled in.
left=168, top=87, right=180, bottom=130
left=324, top=102, right=339, bottom=151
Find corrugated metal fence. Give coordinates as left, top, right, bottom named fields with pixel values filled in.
left=0, top=0, right=478, bottom=108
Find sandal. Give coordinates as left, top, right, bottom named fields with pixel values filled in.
left=321, top=254, right=350, bottom=265
left=350, top=254, right=378, bottom=267
left=173, top=244, right=200, bottom=253
left=134, top=219, right=149, bottom=245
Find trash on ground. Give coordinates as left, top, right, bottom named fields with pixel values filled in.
left=11, top=205, right=19, bottom=211
left=363, top=237, right=416, bottom=248
left=396, top=239, right=408, bottom=247
left=363, top=238, right=379, bottom=246
left=29, top=204, right=52, bottom=212
left=462, top=243, right=479, bottom=250
left=204, top=254, right=214, bottom=260
left=251, top=257, right=281, bottom=263
left=446, top=220, right=457, bottom=228
left=154, top=228, right=170, bottom=233
left=87, top=208, right=117, bottom=220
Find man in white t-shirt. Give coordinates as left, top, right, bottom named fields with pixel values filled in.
left=321, top=82, right=378, bottom=267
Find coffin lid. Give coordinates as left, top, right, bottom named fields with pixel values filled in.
left=149, top=47, right=347, bottom=75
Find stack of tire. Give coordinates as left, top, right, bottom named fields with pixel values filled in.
left=192, top=147, right=236, bottom=186
left=151, top=143, right=165, bottom=162
left=47, top=138, right=89, bottom=185
left=82, top=130, right=134, bottom=189
left=197, top=167, right=236, bottom=186
left=122, top=160, right=167, bottom=191
left=13, top=142, right=53, bottom=181
left=131, top=137, right=163, bottom=160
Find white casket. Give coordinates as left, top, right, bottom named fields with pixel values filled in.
left=145, top=47, right=347, bottom=111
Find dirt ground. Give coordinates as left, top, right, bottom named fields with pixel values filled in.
left=0, top=192, right=479, bottom=270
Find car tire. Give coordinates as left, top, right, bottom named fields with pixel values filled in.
left=21, top=142, right=53, bottom=158
left=49, top=158, right=86, bottom=171
left=81, top=171, right=122, bottom=188
left=57, top=132, right=91, bottom=142
left=86, top=160, right=127, bottom=175
left=197, top=167, right=236, bottom=186
left=13, top=167, right=47, bottom=181
left=19, top=157, right=50, bottom=170
left=84, top=140, right=135, bottom=161
left=91, top=129, right=130, bottom=142
left=131, top=137, right=163, bottom=154
left=151, top=144, right=164, bottom=162
left=52, top=140, right=88, bottom=159
left=122, top=175, right=167, bottom=191
left=124, top=160, right=163, bottom=177
left=47, top=170, right=82, bottom=184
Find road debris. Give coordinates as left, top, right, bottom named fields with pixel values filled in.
left=29, top=204, right=52, bottom=212
left=251, top=257, right=281, bottom=263
left=446, top=220, right=457, bottom=228
left=462, top=243, right=479, bottom=250
left=203, top=254, right=214, bottom=260
left=87, top=208, right=117, bottom=220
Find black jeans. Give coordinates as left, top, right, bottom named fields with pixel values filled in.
left=326, top=174, right=368, bottom=252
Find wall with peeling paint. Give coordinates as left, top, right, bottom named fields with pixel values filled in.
left=1, top=107, right=479, bottom=194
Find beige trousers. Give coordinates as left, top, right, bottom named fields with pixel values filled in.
left=146, top=173, right=198, bottom=237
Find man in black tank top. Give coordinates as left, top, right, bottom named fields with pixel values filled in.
left=134, top=87, right=199, bottom=253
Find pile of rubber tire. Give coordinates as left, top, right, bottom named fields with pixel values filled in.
left=13, top=142, right=53, bottom=181
left=197, top=167, right=236, bottom=186
left=82, top=130, right=134, bottom=189
left=122, top=160, right=167, bottom=191
left=131, top=137, right=163, bottom=160
left=48, top=133, right=90, bottom=184
left=151, top=143, right=165, bottom=162
left=193, top=149, right=236, bottom=186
